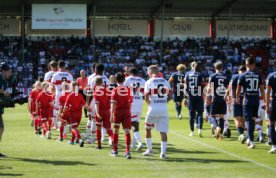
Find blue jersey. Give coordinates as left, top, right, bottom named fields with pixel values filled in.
left=185, top=71, right=204, bottom=97
left=237, top=70, right=263, bottom=105
left=170, top=72, right=185, bottom=94
left=266, top=71, right=276, bottom=102
left=209, top=72, right=229, bottom=102
left=230, top=74, right=243, bottom=98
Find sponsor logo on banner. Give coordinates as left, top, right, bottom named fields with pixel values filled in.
left=216, top=21, right=270, bottom=37
left=170, top=21, right=192, bottom=34
left=32, top=4, right=86, bottom=29
left=108, top=21, right=133, bottom=34
left=0, top=19, right=20, bottom=35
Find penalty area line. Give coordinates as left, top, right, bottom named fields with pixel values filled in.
left=170, top=130, right=276, bottom=172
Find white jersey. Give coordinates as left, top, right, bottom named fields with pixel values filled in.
left=87, top=73, right=96, bottom=87
left=124, top=76, right=146, bottom=113
left=145, top=77, right=171, bottom=116
left=44, top=71, right=56, bottom=82
left=51, top=71, right=73, bottom=97
left=89, top=74, right=109, bottom=88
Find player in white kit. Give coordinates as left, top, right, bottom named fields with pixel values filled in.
left=51, top=60, right=73, bottom=138
left=44, top=61, right=58, bottom=128
left=87, top=64, right=110, bottom=144
left=124, top=67, right=146, bottom=151
left=142, top=65, right=171, bottom=159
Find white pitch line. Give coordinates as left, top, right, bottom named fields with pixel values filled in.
left=170, top=130, right=276, bottom=172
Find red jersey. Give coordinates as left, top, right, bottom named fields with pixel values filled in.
left=76, top=77, right=88, bottom=90
left=29, top=89, right=42, bottom=112
left=93, top=87, right=111, bottom=110
left=59, top=92, right=71, bottom=109
left=111, top=86, right=133, bottom=110
left=65, top=92, right=86, bottom=112
left=36, top=91, right=53, bottom=109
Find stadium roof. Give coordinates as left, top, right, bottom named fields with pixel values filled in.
left=1, top=0, right=276, bottom=19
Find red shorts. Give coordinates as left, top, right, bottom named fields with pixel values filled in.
left=39, top=109, right=50, bottom=119
left=96, top=109, right=111, bottom=129
left=69, top=111, right=82, bottom=128
left=114, top=109, right=131, bottom=129
left=61, top=111, right=70, bottom=123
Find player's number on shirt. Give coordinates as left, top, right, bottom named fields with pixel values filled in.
left=189, top=77, right=198, bottom=89
left=61, top=77, right=67, bottom=82
left=218, top=79, right=224, bottom=87
left=157, top=84, right=166, bottom=98
left=246, top=78, right=259, bottom=92
left=132, top=83, right=140, bottom=95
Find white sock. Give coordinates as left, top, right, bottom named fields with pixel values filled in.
left=101, top=128, right=106, bottom=140
left=85, top=120, right=92, bottom=137
left=161, top=141, right=167, bottom=155
left=133, top=131, right=142, bottom=143
left=63, top=125, right=67, bottom=134
left=145, top=138, right=152, bottom=151
left=91, top=120, right=96, bottom=139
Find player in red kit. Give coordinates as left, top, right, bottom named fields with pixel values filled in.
left=62, top=82, right=90, bottom=147
left=110, top=72, right=133, bottom=159
left=57, top=82, right=71, bottom=142
left=93, top=77, right=114, bottom=149
left=36, top=82, right=54, bottom=139
left=28, top=81, right=42, bottom=134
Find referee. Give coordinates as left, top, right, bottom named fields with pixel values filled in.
left=0, top=62, right=13, bottom=157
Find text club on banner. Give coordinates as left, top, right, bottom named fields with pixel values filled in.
left=0, top=19, right=20, bottom=35
left=32, top=4, right=87, bottom=29
left=94, top=19, right=148, bottom=36
left=154, top=20, right=209, bottom=37
left=216, top=20, right=270, bottom=37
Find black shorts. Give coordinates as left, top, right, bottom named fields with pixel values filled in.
left=0, top=115, right=4, bottom=128
left=210, top=100, right=227, bottom=115
left=173, top=93, right=184, bottom=102
left=233, top=104, right=243, bottom=117
left=243, top=105, right=259, bottom=121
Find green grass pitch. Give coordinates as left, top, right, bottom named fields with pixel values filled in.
left=1, top=102, right=276, bottom=178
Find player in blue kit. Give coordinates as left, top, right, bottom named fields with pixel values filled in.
left=228, top=65, right=246, bottom=143
left=169, top=64, right=186, bottom=120
left=236, top=57, right=265, bottom=149
left=184, top=62, right=205, bottom=137
left=207, top=62, right=229, bottom=140
left=265, top=70, right=276, bottom=153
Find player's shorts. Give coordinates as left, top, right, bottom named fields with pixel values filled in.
left=131, top=113, right=141, bottom=122
left=39, top=109, right=50, bottom=119
left=188, top=97, right=204, bottom=115
left=60, top=111, right=70, bottom=123
left=114, top=109, right=131, bottom=129
left=233, top=104, right=243, bottom=118
left=243, top=105, right=259, bottom=121
left=96, top=109, right=111, bottom=129
left=69, top=111, right=82, bottom=128
left=210, top=100, right=227, bottom=115
left=88, top=99, right=96, bottom=120
left=173, top=93, right=184, bottom=102
left=268, top=102, right=276, bottom=122
left=0, top=115, right=4, bottom=129
left=145, top=110, right=169, bottom=133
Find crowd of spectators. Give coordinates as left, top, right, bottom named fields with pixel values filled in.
left=0, top=36, right=275, bottom=89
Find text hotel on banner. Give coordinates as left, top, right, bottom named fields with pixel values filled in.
left=0, top=19, right=20, bottom=36
left=216, top=20, right=270, bottom=38
left=154, top=20, right=209, bottom=37
left=94, top=20, right=148, bottom=36
left=32, top=4, right=87, bottom=29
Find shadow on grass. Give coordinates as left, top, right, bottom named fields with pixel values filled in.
left=166, top=147, right=218, bottom=154
left=7, top=157, right=95, bottom=166
left=145, top=157, right=247, bottom=163
left=0, top=173, right=23, bottom=177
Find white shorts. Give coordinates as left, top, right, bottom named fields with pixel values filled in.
left=88, top=99, right=96, bottom=120
left=145, top=111, right=169, bottom=133
left=131, top=113, right=141, bottom=122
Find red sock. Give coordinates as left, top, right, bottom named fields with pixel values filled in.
left=73, top=128, right=81, bottom=140
left=96, top=129, right=101, bottom=147
left=113, top=133, right=118, bottom=151
left=71, top=131, right=75, bottom=142
left=107, top=129, right=114, bottom=141
left=125, top=133, right=131, bottom=153
left=34, top=118, right=38, bottom=131
left=48, top=119, right=52, bottom=131
left=60, top=126, right=64, bottom=139
left=42, top=122, right=48, bottom=135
